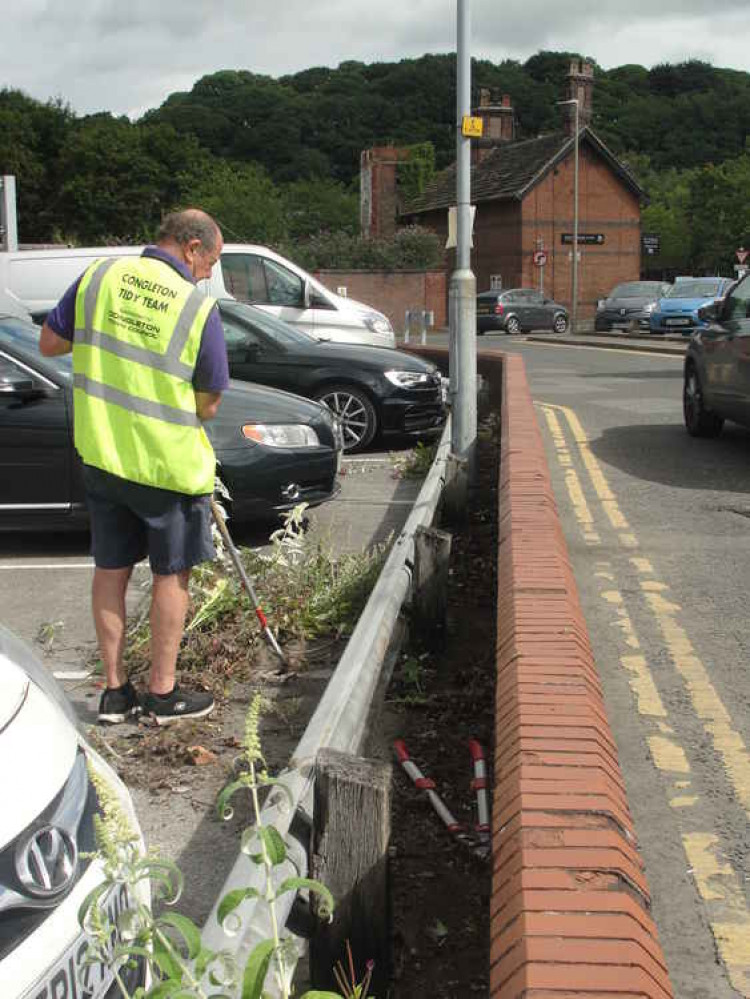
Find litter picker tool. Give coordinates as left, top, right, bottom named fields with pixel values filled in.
left=393, top=739, right=475, bottom=849
left=468, top=739, right=490, bottom=842
left=209, top=497, right=288, bottom=670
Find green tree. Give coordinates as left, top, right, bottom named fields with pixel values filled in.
left=178, top=157, right=285, bottom=243
left=279, top=178, right=358, bottom=240
left=688, top=153, right=750, bottom=273
left=0, top=89, right=74, bottom=240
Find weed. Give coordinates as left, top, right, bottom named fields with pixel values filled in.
left=389, top=441, right=437, bottom=479
left=121, top=503, right=388, bottom=691
left=36, top=619, right=64, bottom=649
left=78, top=695, right=371, bottom=998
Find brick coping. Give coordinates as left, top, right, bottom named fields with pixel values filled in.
left=402, top=345, right=674, bottom=999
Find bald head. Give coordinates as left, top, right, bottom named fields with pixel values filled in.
left=157, top=209, right=223, bottom=282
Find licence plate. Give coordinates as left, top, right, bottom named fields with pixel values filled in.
left=665, top=317, right=690, bottom=326
left=22, top=883, right=131, bottom=999
left=611, top=322, right=630, bottom=329
left=477, top=306, right=489, bottom=315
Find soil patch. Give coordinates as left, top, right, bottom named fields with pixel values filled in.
left=373, top=415, right=498, bottom=998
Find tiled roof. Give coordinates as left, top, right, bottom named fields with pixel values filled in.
left=400, top=128, right=645, bottom=216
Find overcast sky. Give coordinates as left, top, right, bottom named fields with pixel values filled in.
left=3, top=1, right=750, bottom=118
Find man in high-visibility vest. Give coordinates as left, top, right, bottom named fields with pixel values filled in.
left=39, top=209, right=229, bottom=726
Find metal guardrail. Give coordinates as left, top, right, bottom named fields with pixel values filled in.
left=201, top=417, right=453, bottom=988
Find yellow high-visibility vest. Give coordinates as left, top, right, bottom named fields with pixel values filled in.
left=72, top=256, right=216, bottom=494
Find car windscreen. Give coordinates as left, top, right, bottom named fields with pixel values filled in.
left=666, top=279, right=724, bottom=299
left=0, top=316, right=72, bottom=381
left=610, top=282, right=663, bottom=298
left=218, top=299, right=317, bottom=346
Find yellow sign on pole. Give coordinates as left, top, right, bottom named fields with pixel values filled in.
left=461, top=115, right=484, bottom=138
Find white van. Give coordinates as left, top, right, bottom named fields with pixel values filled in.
left=0, top=242, right=396, bottom=348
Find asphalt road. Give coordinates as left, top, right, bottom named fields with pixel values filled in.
left=480, top=333, right=750, bottom=999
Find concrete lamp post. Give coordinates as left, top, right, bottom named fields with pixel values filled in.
left=556, top=99, right=579, bottom=334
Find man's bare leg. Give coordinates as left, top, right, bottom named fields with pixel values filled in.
left=92, top=566, right=134, bottom=688
left=148, top=570, right=191, bottom=694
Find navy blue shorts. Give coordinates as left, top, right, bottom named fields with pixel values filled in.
left=82, top=465, right=215, bottom=575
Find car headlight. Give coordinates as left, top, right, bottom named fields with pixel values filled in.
left=365, top=315, right=393, bottom=335
left=241, top=424, right=320, bottom=448
left=597, top=299, right=605, bottom=310
left=384, top=369, right=431, bottom=388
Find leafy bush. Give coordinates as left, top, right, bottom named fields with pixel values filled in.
left=278, top=225, right=444, bottom=272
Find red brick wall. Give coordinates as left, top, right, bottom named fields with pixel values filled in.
left=361, top=147, right=411, bottom=240
left=314, top=269, right=447, bottom=332
left=402, top=142, right=642, bottom=321
left=521, top=146, right=641, bottom=318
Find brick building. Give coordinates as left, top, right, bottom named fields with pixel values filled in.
left=366, top=61, right=646, bottom=321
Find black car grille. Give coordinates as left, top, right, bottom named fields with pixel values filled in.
left=403, top=403, right=446, bottom=433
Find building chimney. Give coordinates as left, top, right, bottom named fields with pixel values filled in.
left=471, top=89, right=515, bottom=164
left=360, top=146, right=411, bottom=239
left=564, top=58, right=594, bottom=135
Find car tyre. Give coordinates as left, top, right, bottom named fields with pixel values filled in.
left=684, top=365, right=723, bottom=438
left=504, top=315, right=521, bottom=335
left=315, top=383, right=378, bottom=453
left=553, top=313, right=568, bottom=334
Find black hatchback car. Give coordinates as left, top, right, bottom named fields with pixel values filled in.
left=218, top=300, right=445, bottom=452
left=595, top=280, right=671, bottom=332
left=476, top=288, right=568, bottom=335
left=0, top=312, right=342, bottom=529
left=683, top=272, right=750, bottom=438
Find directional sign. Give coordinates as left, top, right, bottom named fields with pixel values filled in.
left=533, top=250, right=547, bottom=267
left=561, top=233, right=604, bottom=245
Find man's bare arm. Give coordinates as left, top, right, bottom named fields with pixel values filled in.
left=196, top=391, right=222, bottom=422
left=39, top=322, right=73, bottom=357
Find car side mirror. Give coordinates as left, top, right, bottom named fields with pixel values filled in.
left=698, top=300, right=721, bottom=323
left=0, top=375, right=37, bottom=396
left=303, top=280, right=313, bottom=310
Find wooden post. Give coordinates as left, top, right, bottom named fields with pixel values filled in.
left=310, top=749, right=391, bottom=997
left=412, top=524, right=452, bottom=648
left=442, top=452, right=469, bottom=524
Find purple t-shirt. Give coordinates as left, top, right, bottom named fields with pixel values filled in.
left=45, top=245, right=229, bottom=393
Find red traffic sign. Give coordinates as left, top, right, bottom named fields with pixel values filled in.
left=737, top=247, right=748, bottom=264
left=533, top=250, right=547, bottom=267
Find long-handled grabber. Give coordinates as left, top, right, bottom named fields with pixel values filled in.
left=468, top=739, right=491, bottom=843
left=393, top=740, right=475, bottom=849
left=209, top=497, right=288, bottom=670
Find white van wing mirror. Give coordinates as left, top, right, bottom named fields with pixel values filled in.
left=303, top=280, right=312, bottom=309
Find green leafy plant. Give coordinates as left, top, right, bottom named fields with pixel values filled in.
left=389, top=441, right=437, bottom=480
left=78, top=695, right=369, bottom=998
left=121, top=503, right=388, bottom=686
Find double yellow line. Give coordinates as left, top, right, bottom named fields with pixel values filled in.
left=540, top=401, right=750, bottom=996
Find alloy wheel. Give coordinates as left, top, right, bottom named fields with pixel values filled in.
left=316, top=386, right=377, bottom=452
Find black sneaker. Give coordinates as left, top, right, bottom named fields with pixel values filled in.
left=142, top=686, right=215, bottom=726
left=98, top=680, right=141, bottom=724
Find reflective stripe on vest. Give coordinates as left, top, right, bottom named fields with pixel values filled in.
left=72, top=256, right=216, bottom=495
